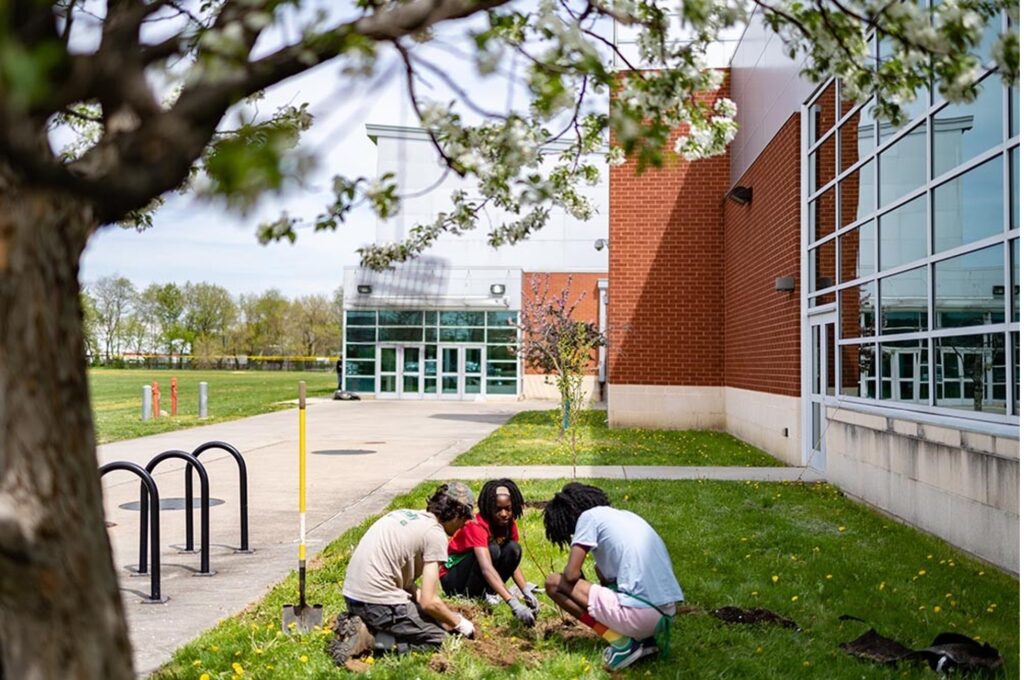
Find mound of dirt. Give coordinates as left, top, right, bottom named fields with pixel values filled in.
left=537, top=616, right=594, bottom=644
left=712, top=606, right=798, bottom=629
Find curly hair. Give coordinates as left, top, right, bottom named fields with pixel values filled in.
left=425, top=484, right=474, bottom=523
left=478, top=479, right=524, bottom=525
left=542, top=482, right=610, bottom=548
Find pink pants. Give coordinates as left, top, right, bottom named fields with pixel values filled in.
left=587, top=583, right=675, bottom=640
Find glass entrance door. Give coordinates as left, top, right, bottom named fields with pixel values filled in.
left=806, top=313, right=836, bottom=471
left=438, top=345, right=486, bottom=400
left=377, top=346, right=423, bottom=399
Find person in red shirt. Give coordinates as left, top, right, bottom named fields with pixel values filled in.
left=440, top=479, right=539, bottom=626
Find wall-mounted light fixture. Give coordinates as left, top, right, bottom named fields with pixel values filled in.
left=993, top=285, right=1006, bottom=296
left=594, top=238, right=609, bottom=252
left=775, top=276, right=796, bottom=292
left=490, top=283, right=506, bottom=296
left=727, top=185, right=754, bottom=205
left=357, top=284, right=372, bottom=295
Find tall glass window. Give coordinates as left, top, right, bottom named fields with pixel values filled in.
left=806, top=33, right=1018, bottom=423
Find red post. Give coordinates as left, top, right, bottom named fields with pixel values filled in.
left=170, top=377, right=178, bottom=417
left=152, top=381, right=160, bottom=419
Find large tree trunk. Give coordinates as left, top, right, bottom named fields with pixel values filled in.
left=0, top=183, right=134, bottom=678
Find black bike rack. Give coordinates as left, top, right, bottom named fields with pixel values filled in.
left=99, top=461, right=166, bottom=603
left=139, top=450, right=215, bottom=576
left=186, top=441, right=252, bottom=553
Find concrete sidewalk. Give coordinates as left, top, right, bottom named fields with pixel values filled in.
left=99, top=398, right=546, bottom=676
left=430, top=465, right=826, bottom=482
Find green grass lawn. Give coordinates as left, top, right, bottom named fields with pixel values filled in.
left=453, top=410, right=783, bottom=467
left=153, top=479, right=1018, bottom=680
left=89, top=369, right=337, bottom=444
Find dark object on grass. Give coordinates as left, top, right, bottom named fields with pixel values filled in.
left=334, top=390, right=361, bottom=401
left=840, top=627, right=1004, bottom=673
left=840, top=628, right=916, bottom=663
left=712, top=606, right=798, bottom=630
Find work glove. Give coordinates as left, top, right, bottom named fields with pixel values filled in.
left=522, top=588, right=541, bottom=614
left=508, top=598, right=536, bottom=627
left=452, top=615, right=475, bottom=638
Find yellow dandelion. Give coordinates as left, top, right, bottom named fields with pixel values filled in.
left=945, top=593, right=953, bottom=599
left=299, top=654, right=309, bottom=663
left=287, top=622, right=297, bottom=630
left=838, top=526, right=846, bottom=532
left=234, top=651, right=241, bottom=657
left=772, top=575, right=780, bottom=584
left=791, top=595, right=799, bottom=602
left=751, top=591, right=759, bottom=596
left=803, top=661, right=811, bottom=667
left=210, top=645, right=219, bottom=652
left=624, top=495, right=629, bottom=501
left=927, top=554, right=933, bottom=560
left=918, top=570, right=926, bottom=576
left=879, top=582, right=886, bottom=590
left=232, top=662, right=244, bottom=675
left=366, top=656, right=376, bottom=665
left=826, top=574, right=833, bottom=580
left=977, top=570, right=985, bottom=576
left=250, top=623, right=258, bottom=631
left=192, top=660, right=202, bottom=667
left=756, top=647, right=763, bottom=654
left=255, top=648, right=263, bottom=655
left=989, top=603, right=997, bottom=609
left=200, top=675, right=210, bottom=680
left=933, top=606, right=942, bottom=614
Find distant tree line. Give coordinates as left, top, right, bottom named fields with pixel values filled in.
left=81, top=276, right=344, bottom=366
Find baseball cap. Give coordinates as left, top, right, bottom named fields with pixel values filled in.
left=440, top=481, right=475, bottom=513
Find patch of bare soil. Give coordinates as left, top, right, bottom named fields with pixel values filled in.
left=537, top=616, right=594, bottom=644
left=712, top=606, right=798, bottom=629
left=343, top=659, right=371, bottom=673
left=467, top=633, right=545, bottom=668
left=428, top=653, right=450, bottom=673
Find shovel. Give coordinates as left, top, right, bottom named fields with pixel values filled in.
left=282, top=381, right=323, bottom=633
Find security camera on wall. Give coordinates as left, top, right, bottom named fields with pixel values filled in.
left=594, top=238, right=608, bottom=251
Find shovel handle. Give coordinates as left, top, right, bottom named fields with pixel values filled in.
left=298, top=381, right=307, bottom=590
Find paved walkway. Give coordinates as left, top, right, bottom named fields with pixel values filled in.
left=99, top=398, right=546, bottom=676
left=431, top=465, right=826, bottom=482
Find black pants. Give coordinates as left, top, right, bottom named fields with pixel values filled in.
left=345, top=598, right=446, bottom=654
left=441, top=540, right=522, bottom=598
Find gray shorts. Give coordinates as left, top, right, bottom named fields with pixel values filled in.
left=345, top=597, right=446, bottom=653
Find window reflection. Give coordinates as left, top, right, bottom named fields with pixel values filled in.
left=880, top=339, right=930, bottom=403
left=880, top=267, right=927, bottom=334
left=839, top=161, right=875, bottom=228
left=879, top=123, right=926, bottom=207
left=839, top=221, right=876, bottom=282
left=935, top=333, right=1006, bottom=412
left=932, top=74, right=1003, bottom=177
left=933, top=156, right=1003, bottom=254
left=841, top=343, right=877, bottom=398
left=934, top=244, right=1006, bottom=329
left=880, top=195, right=927, bottom=270
left=840, top=283, right=876, bottom=338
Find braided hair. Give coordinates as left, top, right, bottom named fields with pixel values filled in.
left=543, top=482, right=610, bottom=548
left=478, top=479, right=525, bottom=525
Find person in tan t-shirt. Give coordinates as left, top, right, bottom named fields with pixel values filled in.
left=332, top=482, right=477, bottom=660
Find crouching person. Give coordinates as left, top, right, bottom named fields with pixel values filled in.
left=440, top=479, right=539, bottom=627
left=330, top=482, right=477, bottom=663
left=543, top=483, right=683, bottom=672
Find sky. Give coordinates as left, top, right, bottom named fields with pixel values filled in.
left=77, top=6, right=609, bottom=298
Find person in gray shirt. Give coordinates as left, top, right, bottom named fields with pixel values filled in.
left=543, top=483, right=683, bottom=672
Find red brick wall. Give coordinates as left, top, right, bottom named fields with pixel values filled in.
left=723, top=115, right=803, bottom=397
left=607, top=81, right=731, bottom=386
left=521, top=272, right=605, bottom=375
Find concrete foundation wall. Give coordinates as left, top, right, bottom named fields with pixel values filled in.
left=724, top=388, right=802, bottom=465
left=522, top=374, right=601, bottom=404
left=607, top=384, right=725, bottom=430
left=826, top=408, right=1020, bottom=573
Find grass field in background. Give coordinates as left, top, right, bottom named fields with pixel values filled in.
left=154, top=479, right=1018, bottom=680
left=88, top=369, right=336, bottom=444
left=453, top=410, right=784, bottom=466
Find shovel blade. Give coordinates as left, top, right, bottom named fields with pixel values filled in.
left=282, top=603, right=324, bottom=634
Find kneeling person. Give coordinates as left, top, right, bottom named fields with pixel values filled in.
left=336, top=482, right=477, bottom=659
left=441, top=479, right=539, bottom=626
left=543, top=483, right=683, bottom=671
